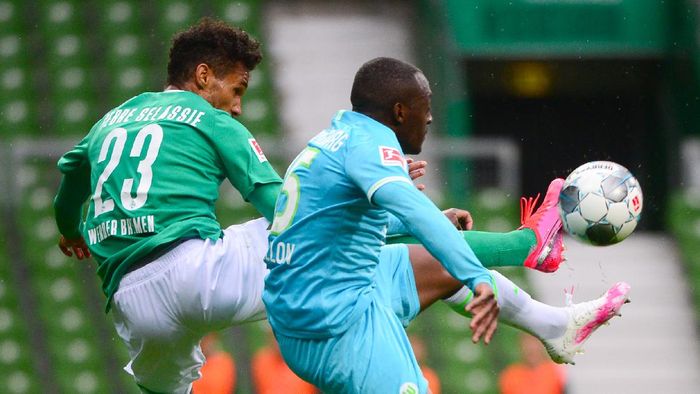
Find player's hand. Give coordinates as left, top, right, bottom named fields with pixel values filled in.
left=442, top=208, right=473, bottom=231
left=465, top=282, right=499, bottom=344
left=58, top=235, right=91, bottom=260
left=407, top=158, right=427, bottom=191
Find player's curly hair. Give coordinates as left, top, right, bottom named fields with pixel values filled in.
left=167, top=17, right=262, bottom=86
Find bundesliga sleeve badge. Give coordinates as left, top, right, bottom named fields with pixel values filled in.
left=379, top=146, right=407, bottom=170
left=249, top=138, right=268, bottom=163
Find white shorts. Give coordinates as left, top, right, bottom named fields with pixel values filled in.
left=110, top=218, right=270, bottom=393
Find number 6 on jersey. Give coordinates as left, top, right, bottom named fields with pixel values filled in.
left=270, top=147, right=319, bottom=234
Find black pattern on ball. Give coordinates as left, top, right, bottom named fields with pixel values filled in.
left=586, top=223, right=618, bottom=246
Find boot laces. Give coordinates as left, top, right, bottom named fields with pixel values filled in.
left=520, top=193, right=541, bottom=224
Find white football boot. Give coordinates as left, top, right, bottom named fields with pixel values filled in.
left=543, top=282, right=631, bottom=364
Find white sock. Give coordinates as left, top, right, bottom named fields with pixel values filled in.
left=443, top=270, right=568, bottom=340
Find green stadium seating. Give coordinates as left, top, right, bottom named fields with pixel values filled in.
left=668, top=190, right=700, bottom=320
left=212, top=0, right=262, bottom=36
left=0, top=1, right=37, bottom=137
left=33, top=1, right=96, bottom=136
left=0, top=225, right=42, bottom=393
left=0, top=0, right=29, bottom=69
left=0, top=0, right=282, bottom=391
left=96, top=1, right=156, bottom=103
left=0, top=1, right=25, bottom=34
left=38, top=0, right=87, bottom=35
left=104, top=34, right=152, bottom=103
left=155, top=0, right=204, bottom=57
left=99, top=0, right=145, bottom=38
left=158, top=0, right=204, bottom=35
left=15, top=159, right=121, bottom=393
left=0, top=95, right=37, bottom=137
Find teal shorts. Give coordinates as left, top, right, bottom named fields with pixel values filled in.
left=274, top=244, right=427, bottom=394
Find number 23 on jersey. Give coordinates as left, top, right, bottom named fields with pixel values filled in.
left=92, top=123, right=163, bottom=217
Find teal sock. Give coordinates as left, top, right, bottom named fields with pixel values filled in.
left=387, top=229, right=536, bottom=268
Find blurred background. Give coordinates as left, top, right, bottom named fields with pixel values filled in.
left=1, top=0, right=700, bottom=392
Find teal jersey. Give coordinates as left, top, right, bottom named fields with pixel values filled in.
left=263, top=110, right=415, bottom=338
left=55, top=90, right=282, bottom=308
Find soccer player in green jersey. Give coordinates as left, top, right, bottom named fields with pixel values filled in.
left=54, top=19, right=629, bottom=393
left=55, top=19, right=281, bottom=393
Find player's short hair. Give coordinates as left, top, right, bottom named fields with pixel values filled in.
left=351, top=57, right=423, bottom=114
left=167, top=17, right=262, bottom=86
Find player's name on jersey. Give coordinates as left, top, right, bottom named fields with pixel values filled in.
left=86, top=215, right=156, bottom=245
left=265, top=240, right=296, bottom=265
left=311, top=129, right=349, bottom=152
left=100, top=105, right=206, bottom=129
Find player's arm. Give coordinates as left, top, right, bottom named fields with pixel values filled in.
left=373, top=182, right=498, bottom=343
left=54, top=136, right=92, bottom=260
left=387, top=159, right=471, bottom=236
left=213, top=115, right=283, bottom=222
left=372, top=182, right=492, bottom=291
left=247, top=182, right=282, bottom=222
left=406, top=159, right=474, bottom=230
left=386, top=158, right=427, bottom=235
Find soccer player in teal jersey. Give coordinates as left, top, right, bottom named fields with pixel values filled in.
left=54, top=20, right=629, bottom=393
left=263, top=58, right=631, bottom=393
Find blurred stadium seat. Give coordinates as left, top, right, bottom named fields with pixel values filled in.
left=10, top=0, right=682, bottom=391
left=0, top=1, right=279, bottom=392
left=668, top=190, right=700, bottom=317
left=98, top=0, right=152, bottom=104
left=0, top=236, right=42, bottom=393
left=17, top=158, right=116, bottom=393
left=0, top=1, right=37, bottom=137
left=38, top=0, right=97, bottom=136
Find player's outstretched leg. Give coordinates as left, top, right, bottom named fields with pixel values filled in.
left=389, top=178, right=567, bottom=272
left=519, top=178, right=566, bottom=272
left=443, top=270, right=630, bottom=364
left=407, top=247, right=630, bottom=365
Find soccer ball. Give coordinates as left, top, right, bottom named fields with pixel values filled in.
left=558, top=161, right=643, bottom=246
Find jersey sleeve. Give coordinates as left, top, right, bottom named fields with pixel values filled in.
left=246, top=182, right=281, bottom=222
left=54, top=132, right=93, bottom=239
left=211, top=114, right=283, bottom=201
left=344, top=131, right=413, bottom=203
left=387, top=212, right=409, bottom=236
left=373, top=181, right=494, bottom=292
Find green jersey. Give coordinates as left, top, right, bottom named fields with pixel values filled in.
left=54, top=90, right=282, bottom=310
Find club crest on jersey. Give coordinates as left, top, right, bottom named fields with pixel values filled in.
left=249, top=138, right=268, bottom=163
left=379, top=146, right=406, bottom=168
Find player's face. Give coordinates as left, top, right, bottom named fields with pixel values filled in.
left=396, top=73, right=432, bottom=155
left=204, top=61, right=250, bottom=117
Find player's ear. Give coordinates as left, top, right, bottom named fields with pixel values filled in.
left=194, top=63, right=211, bottom=89
left=393, top=102, right=405, bottom=124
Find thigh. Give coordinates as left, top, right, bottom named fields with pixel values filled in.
left=377, top=244, right=421, bottom=326
left=182, top=218, right=271, bottom=329
left=112, top=275, right=203, bottom=394
left=276, top=300, right=428, bottom=394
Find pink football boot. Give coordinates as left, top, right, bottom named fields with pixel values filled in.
left=519, top=178, right=566, bottom=273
